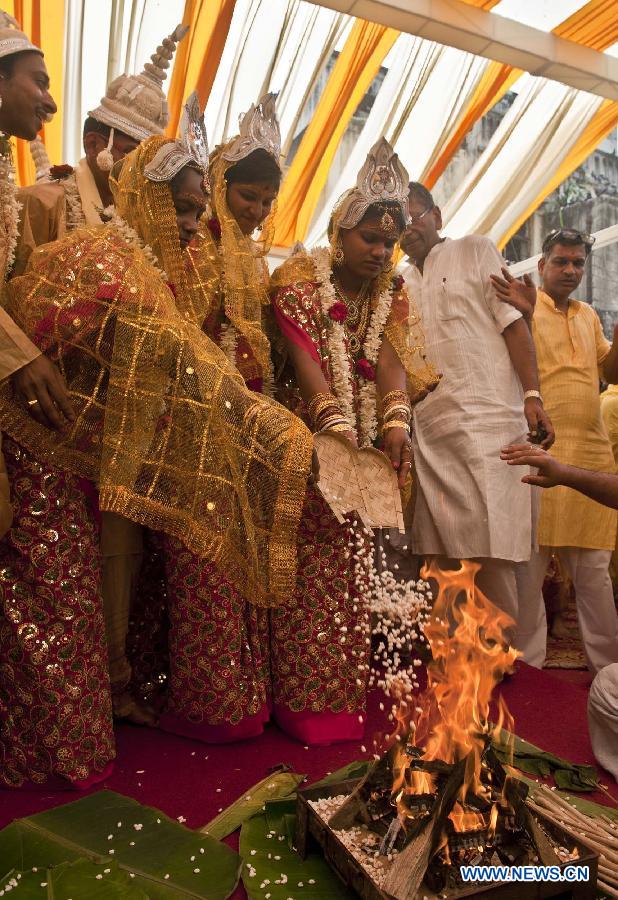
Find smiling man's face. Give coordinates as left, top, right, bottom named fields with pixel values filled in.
left=0, top=50, right=57, bottom=141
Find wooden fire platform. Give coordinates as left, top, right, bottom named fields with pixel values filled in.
left=295, top=777, right=598, bottom=900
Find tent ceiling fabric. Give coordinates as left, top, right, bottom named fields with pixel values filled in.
left=6, top=0, right=618, bottom=253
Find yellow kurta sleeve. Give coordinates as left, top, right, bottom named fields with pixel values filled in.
left=0, top=303, right=40, bottom=381
left=593, top=308, right=611, bottom=375
left=13, top=181, right=67, bottom=277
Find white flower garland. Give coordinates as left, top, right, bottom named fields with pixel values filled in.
left=311, top=246, right=393, bottom=446
left=0, top=138, right=21, bottom=280
left=109, top=212, right=167, bottom=282
left=62, top=173, right=87, bottom=231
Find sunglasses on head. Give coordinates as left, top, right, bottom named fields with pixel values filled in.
left=542, top=228, right=595, bottom=252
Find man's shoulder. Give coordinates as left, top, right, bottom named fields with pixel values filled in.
left=451, top=233, right=499, bottom=256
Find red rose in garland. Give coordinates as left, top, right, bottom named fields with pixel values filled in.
left=328, top=301, right=348, bottom=322
left=49, top=163, right=74, bottom=179
left=355, top=358, right=376, bottom=381
left=207, top=217, right=222, bottom=241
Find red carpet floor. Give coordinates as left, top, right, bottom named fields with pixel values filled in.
left=1, top=662, right=615, bottom=895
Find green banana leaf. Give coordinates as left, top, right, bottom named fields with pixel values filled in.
left=493, top=730, right=599, bottom=791
left=1, top=858, right=149, bottom=898
left=201, top=772, right=306, bottom=840
left=0, top=790, right=241, bottom=899
left=308, top=759, right=372, bottom=791
left=239, top=798, right=354, bottom=900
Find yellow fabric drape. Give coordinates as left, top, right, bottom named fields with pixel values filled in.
left=421, top=0, right=617, bottom=194
left=423, top=61, right=522, bottom=189
left=459, top=0, right=501, bottom=8
left=166, top=0, right=237, bottom=139
left=499, top=99, right=618, bottom=249
left=553, top=0, right=618, bottom=51
left=6, top=0, right=65, bottom=186
left=273, top=20, right=398, bottom=247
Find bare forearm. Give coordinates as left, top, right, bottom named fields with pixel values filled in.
left=559, top=464, right=618, bottom=510
left=285, top=340, right=331, bottom=402
left=376, top=337, right=406, bottom=396
left=502, top=318, right=540, bottom=392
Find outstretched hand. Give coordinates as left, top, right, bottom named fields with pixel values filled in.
left=491, top=267, right=537, bottom=321
left=500, top=443, right=565, bottom=488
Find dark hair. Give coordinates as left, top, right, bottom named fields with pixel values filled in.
left=408, top=181, right=434, bottom=209
left=0, top=49, right=41, bottom=79
left=542, top=228, right=595, bottom=258
left=225, top=148, right=281, bottom=188
left=362, top=201, right=406, bottom=234
left=82, top=116, right=137, bottom=153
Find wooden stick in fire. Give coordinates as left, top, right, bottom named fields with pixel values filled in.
left=526, top=784, right=618, bottom=891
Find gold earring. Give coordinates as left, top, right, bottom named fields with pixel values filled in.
left=331, top=239, right=344, bottom=267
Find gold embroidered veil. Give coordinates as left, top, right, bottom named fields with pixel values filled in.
left=195, top=93, right=282, bottom=384
left=0, top=128, right=313, bottom=606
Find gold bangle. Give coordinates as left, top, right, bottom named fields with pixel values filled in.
left=325, top=422, right=353, bottom=433
left=383, top=419, right=411, bottom=432
left=382, top=390, right=409, bottom=406
left=384, top=405, right=411, bottom=422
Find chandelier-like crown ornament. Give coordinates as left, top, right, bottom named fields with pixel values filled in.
left=333, top=137, right=410, bottom=231
left=89, top=23, right=188, bottom=142
left=144, top=91, right=210, bottom=189
left=0, top=8, right=41, bottom=59
left=221, top=92, right=281, bottom=165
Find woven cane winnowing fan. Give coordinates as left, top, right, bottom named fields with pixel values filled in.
left=313, top=432, right=367, bottom=525
left=356, top=447, right=405, bottom=532
left=313, top=433, right=404, bottom=531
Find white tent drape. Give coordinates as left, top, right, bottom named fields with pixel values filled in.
left=441, top=75, right=604, bottom=244
left=62, top=0, right=183, bottom=164
left=206, top=0, right=345, bottom=151
left=304, top=37, right=492, bottom=247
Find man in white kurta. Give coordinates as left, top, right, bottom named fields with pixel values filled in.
left=401, top=183, right=553, bottom=620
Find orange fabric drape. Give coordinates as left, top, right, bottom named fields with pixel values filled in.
left=553, top=0, right=618, bottom=51
left=498, top=99, right=618, bottom=249
left=459, top=0, right=501, bottom=8
left=423, top=61, right=522, bottom=189
left=422, top=0, right=617, bottom=193
left=273, top=20, right=398, bottom=247
left=7, top=0, right=65, bottom=186
left=166, top=0, right=237, bottom=139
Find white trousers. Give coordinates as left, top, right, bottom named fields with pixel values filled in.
left=515, top=547, right=618, bottom=673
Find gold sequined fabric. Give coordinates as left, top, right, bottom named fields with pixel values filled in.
left=204, top=146, right=276, bottom=382
left=0, top=138, right=313, bottom=607
left=270, top=247, right=440, bottom=403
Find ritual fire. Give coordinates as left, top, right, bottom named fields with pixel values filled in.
left=296, top=561, right=597, bottom=898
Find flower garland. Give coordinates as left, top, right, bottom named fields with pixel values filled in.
left=311, top=246, right=393, bottom=446
left=0, top=134, right=21, bottom=280
left=62, top=172, right=88, bottom=231
left=109, top=212, right=167, bottom=282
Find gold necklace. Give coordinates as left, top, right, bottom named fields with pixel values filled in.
left=333, top=277, right=371, bottom=356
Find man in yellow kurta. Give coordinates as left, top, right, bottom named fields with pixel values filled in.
left=514, top=229, right=618, bottom=673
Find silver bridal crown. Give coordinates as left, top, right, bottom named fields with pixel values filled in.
left=143, top=91, right=210, bottom=188
left=334, top=137, right=410, bottom=230
left=221, top=92, right=282, bottom=165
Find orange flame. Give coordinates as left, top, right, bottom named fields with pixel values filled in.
left=396, top=560, right=519, bottom=818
